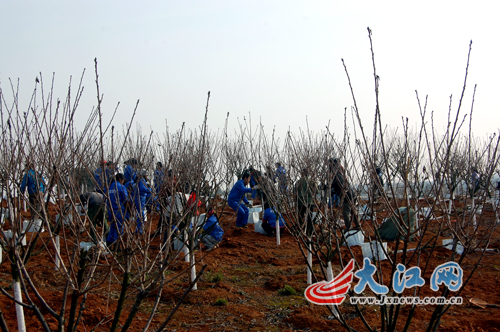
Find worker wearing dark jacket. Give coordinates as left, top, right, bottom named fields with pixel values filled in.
left=327, top=158, right=360, bottom=231
left=228, top=173, right=254, bottom=228
left=80, top=191, right=108, bottom=242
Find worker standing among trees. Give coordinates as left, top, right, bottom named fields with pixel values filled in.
left=327, top=158, right=360, bottom=231
left=20, top=160, right=46, bottom=221
left=228, top=172, right=256, bottom=228
left=295, top=168, right=316, bottom=237
left=106, top=173, right=130, bottom=247
left=131, top=170, right=152, bottom=234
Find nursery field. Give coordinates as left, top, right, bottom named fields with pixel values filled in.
left=1, top=198, right=500, bottom=332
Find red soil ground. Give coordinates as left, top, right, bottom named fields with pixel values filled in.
left=1, top=198, right=500, bottom=331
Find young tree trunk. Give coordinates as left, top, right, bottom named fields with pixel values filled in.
left=67, top=250, right=87, bottom=332
left=0, top=306, right=10, bottom=332
left=110, top=252, right=131, bottom=332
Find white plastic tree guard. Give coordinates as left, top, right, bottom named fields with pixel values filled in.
left=307, top=242, right=313, bottom=285
left=361, top=241, right=388, bottom=261
left=14, top=280, right=26, bottom=332
left=344, top=230, right=364, bottom=247
left=442, top=239, right=464, bottom=255
left=190, top=252, right=197, bottom=291
left=326, top=261, right=340, bottom=319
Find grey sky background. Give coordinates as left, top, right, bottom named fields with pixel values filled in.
left=1, top=1, right=498, bottom=141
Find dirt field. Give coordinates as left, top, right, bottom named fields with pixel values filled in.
left=1, top=199, right=500, bottom=331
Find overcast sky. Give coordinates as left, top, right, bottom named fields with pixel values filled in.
left=1, top=1, right=498, bottom=142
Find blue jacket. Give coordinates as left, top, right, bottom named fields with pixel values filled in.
left=132, top=179, right=151, bottom=210
left=274, top=166, right=287, bottom=189
left=107, top=180, right=128, bottom=221
left=94, top=167, right=111, bottom=194
left=250, top=175, right=256, bottom=187
left=203, top=214, right=224, bottom=241
left=124, top=165, right=137, bottom=188
left=20, top=169, right=45, bottom=195
left=228, top=179, right=252, bottom=206
left=263, top=207, right=285, bottom=228
left=154, top=169, right=164, bottom=194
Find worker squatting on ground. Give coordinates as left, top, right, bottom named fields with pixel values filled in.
left=227, top=172, right=258, bottom=228
left=106, top=173, right=130, bottom=246
left=262, top=202, right=286, bottom=236
left=199, top=207, right=224, bottom=251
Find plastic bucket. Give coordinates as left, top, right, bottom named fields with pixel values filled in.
left=248, top=211, right=259, bottom=224
left=344, top=230, right=364, bottom=247
left=361, top=241, right=388, bottom=260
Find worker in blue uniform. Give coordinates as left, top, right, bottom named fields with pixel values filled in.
left=123, top=158, right=139, bottom=189
left=274, top=162, right=287, bottom=193
left=262, top=202, right=286, bottom=236
left=199, top=207, right=224, bottom=251
left=131, top=170, right=152, bottom=234
left=227, top=173, right=256, bottom=228
left=106, top=173, right=130, bottom=246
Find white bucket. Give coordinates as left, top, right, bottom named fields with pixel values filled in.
left=344, top=230, right=364, bottom=247
left=442, top=239, right=464, bottom=255
left=253, top=220, right=267, bottom=235
left=23, top=219, right=44, bottom=233
left=248, top=211, right=260, bottom=224
left=4, top=230, right=26, bottom=246
left=361, top=241, right=388, bottom=260
left=249, top=206, right=262, bottom=224
left=251, top=205, right=262, bottom=213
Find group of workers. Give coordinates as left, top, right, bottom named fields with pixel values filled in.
left=18, top=155, right=367, bottom=250
left=80, top=159, right=224, bottom=251
left=227, top=159, right=365, bottom=238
